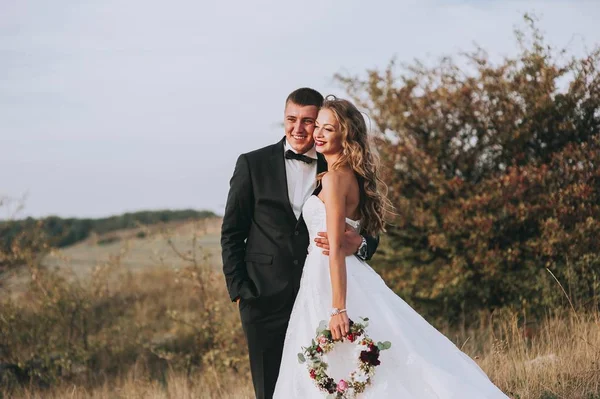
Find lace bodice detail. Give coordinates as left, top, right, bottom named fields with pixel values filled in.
left=302, top=195, right=360, bottom=254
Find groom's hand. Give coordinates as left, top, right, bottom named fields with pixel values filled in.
left=315, top=225, right=362, bottom=256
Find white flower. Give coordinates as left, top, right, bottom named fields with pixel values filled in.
left=353, top=371, right=369, bottom=384
left=352, top=370, right=369, bottom=384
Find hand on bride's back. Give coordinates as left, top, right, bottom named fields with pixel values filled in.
left=314, top=225, right=362, bottom=256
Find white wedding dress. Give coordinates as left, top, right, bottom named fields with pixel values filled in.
left=273, top=195, right=509, bottom=398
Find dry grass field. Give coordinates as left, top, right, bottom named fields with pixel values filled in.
left=1, top=218, right=599, bottom=399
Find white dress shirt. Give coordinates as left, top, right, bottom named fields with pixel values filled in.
left=284, top=140, right=318, bottom=219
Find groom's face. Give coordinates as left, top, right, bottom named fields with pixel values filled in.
left=284, top=101, right=318, bottom=154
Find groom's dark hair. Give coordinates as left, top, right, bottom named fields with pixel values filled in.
left=286, top=87, right=324, bottom=108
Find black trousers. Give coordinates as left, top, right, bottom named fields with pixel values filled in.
left=239, top=293, right=295, bottom=399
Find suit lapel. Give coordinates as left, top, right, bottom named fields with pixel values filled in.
left=317, top=153, right=327, bottom=175
left=312, top=153, right=328, bottom=196
left=271, top=137, right=297, bottom=224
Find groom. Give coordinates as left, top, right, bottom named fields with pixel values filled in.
left=221, top=87, right=379, bottom=399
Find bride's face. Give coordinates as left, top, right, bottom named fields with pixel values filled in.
left=314, top=108, right=343, bottom=156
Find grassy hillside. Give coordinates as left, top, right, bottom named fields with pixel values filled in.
left=0, top=209, right=218, bottom=277
left=0, top=209, right=217, bottom=250
left=1, top=217, right=223, bottom=297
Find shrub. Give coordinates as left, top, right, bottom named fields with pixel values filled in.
left=338, top=15, right=600, bottom=322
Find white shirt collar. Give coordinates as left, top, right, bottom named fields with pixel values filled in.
left=284, top=138, right=317, bottom=160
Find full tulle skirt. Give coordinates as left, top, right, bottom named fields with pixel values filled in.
left=273, top=251, right=509, bottom=398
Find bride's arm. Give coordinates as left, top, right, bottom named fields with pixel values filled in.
left=321, top=172, right=350, bottom=340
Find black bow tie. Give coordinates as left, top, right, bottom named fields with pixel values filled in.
left=285, top=149, right=315, bottom=164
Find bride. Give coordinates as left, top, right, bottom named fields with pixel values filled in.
left=273, top=96, right=508, bottom=398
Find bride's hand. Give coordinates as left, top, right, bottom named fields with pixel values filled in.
left=329, top=312, right=350, bottom=341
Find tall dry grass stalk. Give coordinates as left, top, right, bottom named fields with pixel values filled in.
left=456, top=310, right=600, bottom=398
left=6, top=369, right=254, bottom=399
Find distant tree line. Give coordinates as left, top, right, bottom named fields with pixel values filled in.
left=0, top=209, right=216, bottom=268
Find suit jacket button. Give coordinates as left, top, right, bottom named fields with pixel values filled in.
left=293, top=260, right=298, bottom=265
left=294, top=231, right=299, bottom=236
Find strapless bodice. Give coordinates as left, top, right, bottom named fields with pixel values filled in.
left=302, top=195, right=360, bottom=254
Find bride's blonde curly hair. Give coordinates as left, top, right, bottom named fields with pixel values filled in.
left=318, top=95, right=392, bottom=235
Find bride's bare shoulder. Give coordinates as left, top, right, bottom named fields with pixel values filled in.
left=320, top=169, right=356, bottom=193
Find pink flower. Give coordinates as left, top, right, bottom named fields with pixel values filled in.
left=318, top=335, right=328, bottom=345
left=337, top=379, right=348, bottom=392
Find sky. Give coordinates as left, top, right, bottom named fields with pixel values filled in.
left=1, top=0, right=599, bottom=219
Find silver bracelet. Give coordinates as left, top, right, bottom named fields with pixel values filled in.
left=330, top=308, right=347, bottom=317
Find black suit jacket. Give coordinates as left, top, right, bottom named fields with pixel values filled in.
left=221, top=137, right=379, bottom=313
